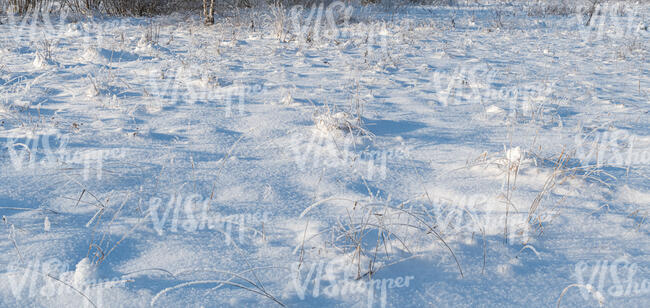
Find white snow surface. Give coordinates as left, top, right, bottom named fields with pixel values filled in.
left=0, top=2, right=649, bottom=307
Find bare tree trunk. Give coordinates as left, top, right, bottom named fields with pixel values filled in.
left=209, top=0, right=215, bottom=23
left=203, top=0, right=214, bottom=25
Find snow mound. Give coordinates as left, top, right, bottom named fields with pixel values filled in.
left=72, top=258, right=97, bottom=287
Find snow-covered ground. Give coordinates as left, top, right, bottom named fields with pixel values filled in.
left=0, top=1, right=649, bottom=307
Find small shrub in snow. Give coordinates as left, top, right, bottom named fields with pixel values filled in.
left=313, top=108, right=372, bottom=137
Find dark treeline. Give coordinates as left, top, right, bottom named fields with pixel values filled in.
left=0, top=0, right=457, bottom=17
